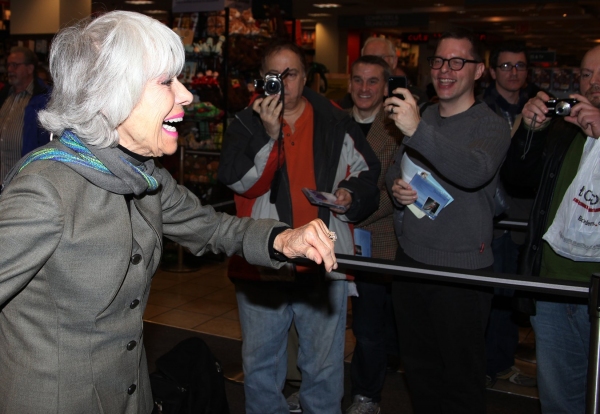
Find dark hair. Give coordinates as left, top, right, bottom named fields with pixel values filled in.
left=351, top=55, right=392, bottom=81
left=489, top=41, right=528, bottom=68
left=261, top=40, right=307, bottom=75
left=10, top=46, right=38, bottom=69
left=438, top=29, right=484, bottom=62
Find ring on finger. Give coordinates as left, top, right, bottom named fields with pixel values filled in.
left=327, top=231, right=337, bottom=242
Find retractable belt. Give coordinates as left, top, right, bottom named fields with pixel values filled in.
left=319, top=218, right=599, bottom=413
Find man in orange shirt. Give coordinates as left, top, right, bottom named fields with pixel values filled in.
left=218, top=40, right=380, bottom=414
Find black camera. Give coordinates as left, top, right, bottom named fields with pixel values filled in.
left=254, top=73, right=284, bottom=96
left=545, top=98, right=578, bottom=116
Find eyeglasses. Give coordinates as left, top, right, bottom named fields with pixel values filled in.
left=427, top=56, right=481, bottom=71
left=7, top=62, right=26, bottom=69
left=496, top=62, right=527, bottom=72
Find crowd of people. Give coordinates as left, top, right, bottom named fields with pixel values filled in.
left=0, top=9, right=599, bottom=414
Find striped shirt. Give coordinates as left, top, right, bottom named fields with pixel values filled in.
left=0, top=81, right=33, bottom=184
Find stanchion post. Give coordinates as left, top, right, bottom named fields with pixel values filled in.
left=586, top=273, right=600, bottom=414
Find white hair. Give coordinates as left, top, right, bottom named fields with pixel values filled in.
left=38, top=11, right=185, bottom=148
left=361, top=37, right=395, bottom=57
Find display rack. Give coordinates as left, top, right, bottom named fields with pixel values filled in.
left=161, top=146, right=235, bottom=272
left=162, top=6, right=284, bottom=271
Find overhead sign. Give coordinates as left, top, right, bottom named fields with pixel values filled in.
left=402, top=32, right=442, bottom=43
left=529, top=51, right=556, bottom=63
left=339, top=14, right=429, bottom=29
left=402, top=32, right=489, bottom=44
left=172, top=0, right=250, bottom=13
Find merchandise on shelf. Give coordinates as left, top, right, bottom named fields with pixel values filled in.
left=184, top=101, right=223, bottom=120
left=206, top=8, right=262, bottom=37
left=183, top=154, right=220, bottom=185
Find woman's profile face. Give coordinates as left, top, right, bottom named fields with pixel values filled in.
left=117, top=75, right=192, bottom=157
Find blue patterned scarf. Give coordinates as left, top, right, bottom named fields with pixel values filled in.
left=4, top=131, right=159, bottom=196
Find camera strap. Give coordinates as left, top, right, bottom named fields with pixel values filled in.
left=522, top=113, right=537, bottom=160
left=269, top=89, right=286, bottom=204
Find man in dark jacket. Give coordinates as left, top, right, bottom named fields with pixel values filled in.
left=480, top=41, right=539, bottom=388
left=501, top=44, right=600, bottom=414
left=481, top=42, right=542, bottom=131
left=0, top=46, right=51, bottom=184
left=218, top=40, right=380, bottom=414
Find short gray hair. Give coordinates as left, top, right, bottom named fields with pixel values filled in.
left=38, top=11, right=186, bottom=148
left=361, top=37, right=395, bottom=57
left=10, top=46, right=38, bottom=68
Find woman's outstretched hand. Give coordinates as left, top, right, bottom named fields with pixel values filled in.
left=273, top=219, right=338, bottom=272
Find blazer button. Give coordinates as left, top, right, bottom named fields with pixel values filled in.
left=126, top=340, right=137, bottom=351
left=130, top=299, right=140, bottom=309
left=127, top=384, right=137, bottom=395
left=130, top=254, right=142, bottom=265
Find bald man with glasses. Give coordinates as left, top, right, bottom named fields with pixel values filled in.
left=384, top=29, right=511, bottom=413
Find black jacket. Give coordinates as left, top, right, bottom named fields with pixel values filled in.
left=501, top=118, right=580, bottom=277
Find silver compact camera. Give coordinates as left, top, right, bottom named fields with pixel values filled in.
left=254, top=68, right=289, bottom=96
left=545, top=98, right=578, bottom=116
left=254, top=73, right=283, bottom=96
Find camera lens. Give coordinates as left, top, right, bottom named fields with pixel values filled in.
left=265, top=79, right=281, bottom=95
left=555, top=101, right=572, bottom=116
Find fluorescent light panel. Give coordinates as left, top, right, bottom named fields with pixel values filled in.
left=313, top=3, right=341, bottom=8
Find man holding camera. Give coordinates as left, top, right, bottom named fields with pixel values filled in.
left=218, top=40, right=380, bottom=414
left=384, top=29, right=511, bottom=412
left=480, top=41, right=540, bottom=389
left=501, top=45, right=600, bottom=414
left=345, top=55, right=403, bottom=414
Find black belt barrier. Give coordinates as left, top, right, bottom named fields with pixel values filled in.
left=328, top=249, right=597, bottom=413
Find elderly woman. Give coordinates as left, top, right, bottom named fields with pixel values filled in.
left=0, top=11, right=337, bottom=414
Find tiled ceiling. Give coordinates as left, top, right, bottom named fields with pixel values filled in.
left=101, top=0, right=600, bottom=64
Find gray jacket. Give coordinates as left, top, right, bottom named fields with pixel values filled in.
left=0, top=145, right=283, bottom=413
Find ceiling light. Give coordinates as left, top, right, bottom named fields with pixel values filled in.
left=308, top=13, right=332, bottom=17
left=313, top=3, right=341, bottom=8
left=144, top=10, right=167, bottom=14
left=456, top=10, right=466, bottom=14
left=563, top=14, right=567, bottom=17
left=125, top=0, right=154, bottom=4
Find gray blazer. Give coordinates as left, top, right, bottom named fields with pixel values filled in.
left=0, top=159, right=283, bottom=413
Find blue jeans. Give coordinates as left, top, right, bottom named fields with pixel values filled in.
left=531, top=300, right=590, bottom=414
left=235, top=279, right=347, bottom=414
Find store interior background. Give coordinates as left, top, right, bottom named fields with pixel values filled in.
left=7, top=1, right=600, bottom=83
left=3, top=0, right=600, bottom=404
